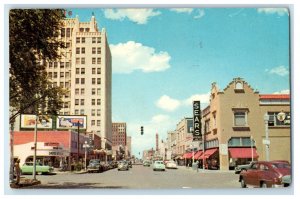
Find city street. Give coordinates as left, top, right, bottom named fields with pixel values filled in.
left=21, top=165, right=240, bottom=189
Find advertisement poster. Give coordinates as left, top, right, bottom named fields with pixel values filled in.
left=56, top=115, right=87, bottom=129
left=20, top=114, right=53, bottom=129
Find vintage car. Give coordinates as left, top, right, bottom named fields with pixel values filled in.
left=118, top=161, right=129, bottom=171
left=143, top=160, right=151, bottom=167
left=153, top=161, right=166, bottom=171
left=239, top=160, right=291, bottom=188
left=87, top=159, right=104, bottom=173
left=165, top=161, right=177, bottom=169
left=21, top=162, right=54, bottom=175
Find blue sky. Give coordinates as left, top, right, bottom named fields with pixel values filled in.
left=67, top=8, right=290, bottom=158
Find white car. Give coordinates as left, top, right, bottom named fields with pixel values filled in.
left=165, top=161, right=177, bottom=169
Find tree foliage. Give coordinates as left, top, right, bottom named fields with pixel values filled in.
left=9, top=9, right=67, bottom=123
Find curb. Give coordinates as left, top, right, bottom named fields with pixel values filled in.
left=10, top=179, right=41, bottom=188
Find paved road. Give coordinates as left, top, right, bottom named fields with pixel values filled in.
left=21, top=165, right=241, bottom=189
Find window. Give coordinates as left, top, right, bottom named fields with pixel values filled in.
left=75, top=99, right=79, bottom=105
left=66, top=28, right=71, bottom=37
left=97, top=88, right=101, bottom=95
left=97, top=37, right=101, bottom=43
left=53, top=72, right=58, bottom=78
left=49, top=62, right=53, bottom=68
left=48, top=72, right=52, bottom=78
left=60, top=82, right=64, bottom=87
left=75, top=88, right=79, bottom=95
left=97, top=58, right=101, bottom=64
left=97, top=47, right=101, bottom=54
left=80, top=28, right=84, bottom=32
left=234, top=112, right=247, bottom=126
left=92, top=47, right=96, bottom=54
left=91, top=109, right=95, bottom=116
left=92, top=68, right=96, bottom=74
left=64, top=102, right=69, bottom=108
left=75, top=109, right=79, bottom=115
left=81, top=47, right=85, bottom=54
left=81, top=58, right=85, bottom=64
left=91, top=120, right=95, bottom=126
left=92, top=58, right=96, bottom=64
left=81, top=68, right=85, bottom=74
left=228, top=137, right=254, bottom=147
left=75, top=78, right=80, bottom=84
left=76, top=58, right=80, bottom=64
left=80, top=109, right=84, bottom=115
left=205, top=120, right=210, bottom=133
left=97, top=68, right=101, bottom=74
left=76, top=68, right=80, bottom=74
left=81, top=88, right=85, bottom=95
left=54, top=62, right=58, bottom=68
left=235, top=82, right=243, bottom=90
left=61, top=28, right=65, bottom=37
left=76, top=48, right=80, bottom=54
left=97, top=99, right=101, bottom=105
left=65, top=72, right=70, bottom=78
left=92, top=99, right=95, bottom=105
left=66, top=42, right=71, bottom=48
left=92, top=37, right=96, bottom=43
left=80, top=99, right=84, bottom=105
left=81, top=37, right=85, bottom=43
left=268, top=112, right=290, bottom=127
left=81, top=78, right=85, bottom=84
left=92, top=88, right=96, bottom=95
left=76, top=37, right=80, bottom=43
left=92, top=78, right=96, bottom=84
left=60, top=62, right=64, bottom=68
left=85, top=28, right=90, bottom=32
left=97, top=78, right=101, bottom=84
left=97, top=120, right=101, bottom=126
left=97, top=109, right=101, bottom=116
left=66, top=62, right=70, bottom=68
left=60, top=72, right=64, bottom=78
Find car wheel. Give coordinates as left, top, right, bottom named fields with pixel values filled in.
left=240, top=178, right=247, bottom=188
left=261, top=182, right=268, bottom=188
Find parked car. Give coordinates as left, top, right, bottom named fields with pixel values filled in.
left=118, top=161, right=129, bottom=171
left=165, top=161, right=177, bottom=169
left=128, top=161, right=132, bottom=168
left=235, top=162, right=254, bottom=174
left=21, top=162, right=54, bottom=175
left=143, top=160, right=151, bottom=167
left=153, top=161, right=166, bottom=171
left=87, top=159, right=103, bottom=173
left=239, top=161, right=291, bottom=188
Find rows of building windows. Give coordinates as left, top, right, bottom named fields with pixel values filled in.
left=90, top=120, right=101, bottom=126
left=228, top=137, right=254, bottom=147
left=74, top=98, right=101, bottom=106
left=75, top=37, right=101, bottom=44
left=48, top=62, right=71, bottom=68
left=48, top=72, right=71, bottom=79
left=74, top=88, right=101, bottom=95
left=75, top=56, right=101, bottom=64
left=75, top=67, right=101, bottom=74
left=61, top=28, right=73, bottom=38
left=75, top=78, right=101, bottom=85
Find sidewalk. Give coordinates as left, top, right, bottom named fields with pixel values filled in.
left=177, top=166, right=234, bottom=173
left=10, top=177, right=41, bottom=188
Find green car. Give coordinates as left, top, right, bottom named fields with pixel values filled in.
left=21, top=162, right=54, bottom=175
left=153, top=161, right=165, bottom=171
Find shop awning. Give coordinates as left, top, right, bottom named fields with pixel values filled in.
left=183, top=152, right=193, bottom=159
left=198, top=148, right=218, bottom=159
left=194, top=150, right=203, bottom=159
left=228, top=148, right=259, bottom=159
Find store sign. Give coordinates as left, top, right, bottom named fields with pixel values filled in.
left=56, top=115, right=87, bottom=129
left=193, top=101, right=202, bottom=141
left=49, top=151, right=63, bottom=156
left=20, top=114, right=53, bottom=129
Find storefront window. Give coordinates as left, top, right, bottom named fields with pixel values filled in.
left=268, top=112, right=290, bottom=127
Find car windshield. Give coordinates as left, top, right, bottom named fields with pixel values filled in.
left=156, top=161, right=163, bottom=164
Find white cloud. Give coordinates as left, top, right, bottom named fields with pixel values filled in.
left=194, top=9, right=205, bottom=19
left=110, top=41, right=171, bottom=74
left=156, top=95, right=181, bottom=112
left=156, top=92, right=210, bottom=112
left=273, top=89, right=290, bottom=94
left=170, top=8, right=193, bottom=14
left=267, top=65, right=289, bottom=76
left=103, top=9, right=161, bottom=24
left=151, top=114, right=170, bottom=123
left=257, top=8, right=289, bottom=16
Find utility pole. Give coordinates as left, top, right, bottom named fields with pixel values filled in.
left=77, top=121, right=80, bottom=163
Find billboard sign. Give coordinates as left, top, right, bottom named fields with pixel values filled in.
left=56, top=115, right=87, bottom=129
left=193, top=101, right=202, bottom=141
left=21, top=114, right=53, bottom=129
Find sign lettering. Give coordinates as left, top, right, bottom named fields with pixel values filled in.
left=193, top=101, right=202, bottom=141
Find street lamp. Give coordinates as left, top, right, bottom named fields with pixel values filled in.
left=264, top=113, right=270, bottom=161
left=33, top=93, right=40, bottom=181
left=83, top=141, right=90, bottom=171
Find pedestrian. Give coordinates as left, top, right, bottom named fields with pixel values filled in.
left=14, top=159, right=21, bottom=185
left=196, top=160, right=199, bottom=172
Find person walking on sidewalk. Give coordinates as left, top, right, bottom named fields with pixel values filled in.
left=14, top=159, right=21, bottom=185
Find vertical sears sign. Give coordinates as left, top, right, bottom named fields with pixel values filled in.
left=193, top=101, right=202, bottom=141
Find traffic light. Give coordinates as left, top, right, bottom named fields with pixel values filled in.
left=141, top=126, right=144, bottom=135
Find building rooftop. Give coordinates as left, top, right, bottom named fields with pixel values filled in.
left=259, top=94, right=290, bottom=100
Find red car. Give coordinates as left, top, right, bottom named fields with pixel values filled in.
left=239, top=160, right=291, bottom=188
